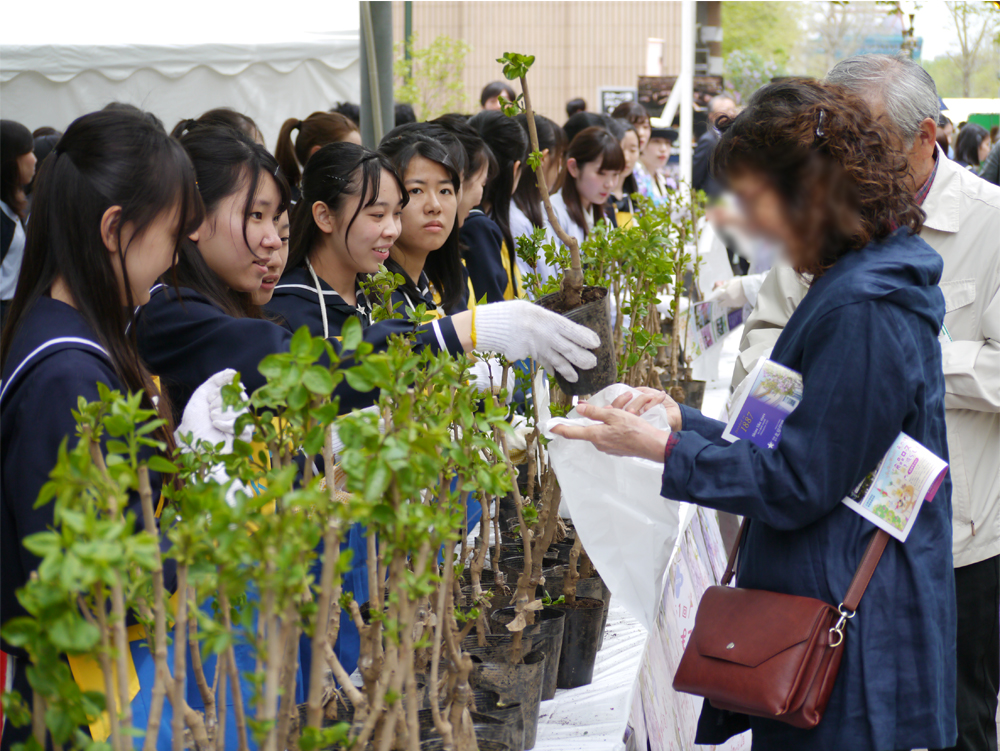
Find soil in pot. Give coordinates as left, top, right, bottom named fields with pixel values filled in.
left=550, top=596, right=604, bottom=688
left=536, top=286, right=616, bottom=396
left=660, top=373, right=706, bottom=411
left=468, top=649, right=545, bottom=750
left=489, top=606, right=565, bottom=701
left=460, top=584, right=512, bottom=617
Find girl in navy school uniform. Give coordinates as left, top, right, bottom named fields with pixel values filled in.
left=378, top=131, right=469, bottom=318
left=465, top=110, right=529, bottom=302
left=0, top=109, right=200, bottom=750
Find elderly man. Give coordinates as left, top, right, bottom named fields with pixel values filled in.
left=734, top=54, right=1000, bottom=751
left=692, top=94, right=738, bottom=200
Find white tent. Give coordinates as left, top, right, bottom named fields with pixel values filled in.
left=0, top=0, right=361, bottom=151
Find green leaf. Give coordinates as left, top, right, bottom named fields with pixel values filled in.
left=290, top=326, right=313, bottom=358
left=48, top=613, right=101, bottom=653
left=146, top=456, right=178, bottom=474
left=303, top=366, right=335, bottom=396
left=341, top=316, right=364, bottom=351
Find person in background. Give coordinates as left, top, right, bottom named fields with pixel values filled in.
left=606, top=117, right=641, bottom=225
left=740, top=54, right=1000, bottom=751
left=634, top=126, right=677, bottom=205
left=953, top=123, right=990, bottom=171
left=480, top=81, right=516, bottom=112
left=990, top=125, right=999, bottom=147
left=563, top=111, right=606, bottom=146
left=395, top=102, right=417, bottom=127
left=432, top=114, right=497, bottom=230
left=102, top=101, right=166, bottom=132
left=692, top=94, right=737, bottom=199
left=379, top=131, right=467, bottom=315
left=1, top=120, right=35, bottom=328
left=565, top=98, right=586, bottom=118
left=549, top=126, right=624, bottom=247
left=553, top=77, right=957, bottom=751
left=466, top=110, right=529, bottom=302
left=171, top=108, right=265, bottom=146
left=331, top=101, right=361, bottom=127
left=510, top=113, right=566, bottom=285
left=611, top=100, right=652, bottom=151
left=276, top=112, right=362, bottom=200
left=979, top=142, right=1000, bottom=186
left=939, top=115, right=955, bottom=158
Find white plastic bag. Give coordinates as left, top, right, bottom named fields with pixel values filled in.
left=541, top=384, right=681, bottom=630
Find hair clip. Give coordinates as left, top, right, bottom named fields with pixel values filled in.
left=274, top=165, right=281, bottom=177
left=816, top=110, right=826, bottom=138
left=329, top=172, right=349, bottom=183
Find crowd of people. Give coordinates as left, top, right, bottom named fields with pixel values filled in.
left=1, top=51, right=998, bottom=751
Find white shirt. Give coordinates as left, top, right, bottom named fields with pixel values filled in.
left=736, top=151, right=1000, bottom=567
left=0, top=200, right=26, bottom=301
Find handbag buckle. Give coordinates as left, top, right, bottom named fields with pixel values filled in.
left=828, top=604, right=856, bottom=648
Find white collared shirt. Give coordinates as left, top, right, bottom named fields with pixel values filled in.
left=1, top=200, right=26, bottom=301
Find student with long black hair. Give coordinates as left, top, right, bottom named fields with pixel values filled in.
left=466, top=110, right=529, bottom=302
left=171, top=107, right=265, bottom=146
left=607, top=117, right=641, bottom=226
left=510, top=113, right=566, bottom=285
left=266, top=143, right=404, bottom=338
left=379, top=131, right=468, bottom=315
left=1, top=120, right=36, bottom=326
left=275, top=112, right=361, bottom=198
left=550, top=126, right=625, bottom=245
left=432, top=114, right=497, bottom=229
left=1, top=108, right=200, bottom=749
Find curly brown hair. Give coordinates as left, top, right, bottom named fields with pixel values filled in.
left=713, top=78, right=924, bottom=279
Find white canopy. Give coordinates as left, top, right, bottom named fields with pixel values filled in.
left=0, top=0, right=361, bottom=150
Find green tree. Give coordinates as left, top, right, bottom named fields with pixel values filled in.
left=722, top=1, right=804, bottom=70
left=943, top=1, right=1000, bottom=96
left=394, top=34, right=471, bottom=121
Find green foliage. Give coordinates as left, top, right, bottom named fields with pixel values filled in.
left=723, top=49, right=784, bottom=105
left=722, top=1, right=803, bottom=69
left=497, top=52, right=535, bottom=81
left=394, top=34, right=471, bottom=121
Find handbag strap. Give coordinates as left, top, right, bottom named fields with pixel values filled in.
left=720, top=517, right=891, bottom=613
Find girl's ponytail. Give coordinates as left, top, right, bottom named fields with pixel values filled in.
left=275, top=117, right=304, bottom=188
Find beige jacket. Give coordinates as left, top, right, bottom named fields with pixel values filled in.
left=734, top=153, right=1000, bottom=568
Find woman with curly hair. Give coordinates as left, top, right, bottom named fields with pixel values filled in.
left=552, top=78, right=955, bottom=751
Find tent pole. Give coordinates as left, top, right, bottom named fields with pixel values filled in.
left=360, top=0, right=393, bottom=148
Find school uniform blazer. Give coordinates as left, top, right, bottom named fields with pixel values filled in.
left=1, top=297, right=171, bottom=656
left=264, top=266, right=372, bottom=339
left=136, top=285, right=463, bottom=422
left=662, top=230, right=956, bottom=751
left=460, top=210, right=510, bottom=304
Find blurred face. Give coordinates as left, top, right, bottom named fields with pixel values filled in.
left=633, top=120, right=651, bottom=150
left=568, top=157, right=619, bottom=210
left=642, top=137, right=671, bottom=172
left=196, top=171, right=284, bottom=293
left=727, top=170, right=801, bottom=266
left=253, top=211, right=289, bottom=305
left=333, top=168, right=404, bottom=275
left=458, top=162, right=489, bottom=227
left=396, top=155, right=457, bottom=255
left=483, top=96, right=502, bottom=112
left=344, top=129, right=363, bottom=147
left=619, top=131, right=641, bottom=178
left=978, top=136, right=992, bottom=164
left=112, top=205, right=184, bottom=305
left=17, top=151, right=37, bottom=187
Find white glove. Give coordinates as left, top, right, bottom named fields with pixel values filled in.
left=708, top=277, right=748, bottom=308
left=469, top=359, right=516, bottom=404
left=474, top=300, right=600, bottom=383
left=175, top=369, right=251, bottom=452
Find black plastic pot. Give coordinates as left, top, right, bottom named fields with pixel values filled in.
left=550, top=596, right=604, bottom=688
left=421, top=739, right=512, bottom=751
left=542, top=566, right=612, bottom=649
left=536, top=286, right=616, bottom=396
left=473, top=689, right=525, bottom=751
left=468, top=649, right=545, bottom=750
left=498, top=556, right=562, bottom=586
left=490, top=606, right=565, bottom=701
left=660, top=373, right=706, bottom=410
left=461, top=584, right=512, bottom=617
left=462, top=633, right=534, bottom=663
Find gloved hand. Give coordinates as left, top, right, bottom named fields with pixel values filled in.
left=708, top=277, right=748, bottom=308
left=469, top=358, right=517, bottom=404
left=175, top=369, right=251, bottom=452
left=474, top=300, right=600, bottom=383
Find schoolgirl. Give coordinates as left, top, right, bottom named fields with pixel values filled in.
left=431, top=114, right=497, bottom=230
left=510, top=113, right=566, bottom=285
left=1, top=108, right=200, bottom=748
left=549, top=126, right=625, bottom=246
left=265, top=143, right=404, bottom=338
left=634, top=126, right=678, bottom=205
left=1, top=120, right=35, bottom=327
left=275, top=111, right=361, bottom=200
left=171, top=107, right=265, bottom=146
left=611, top=100, right=652, bottom=151
left=465, top=110, right=529, bottom=302
left=607, top=117, right=642, bottom=226
left=379, top=131, right=468, bottom=316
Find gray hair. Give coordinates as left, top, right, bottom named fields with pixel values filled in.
left=826, top=54, right=940, bottom=144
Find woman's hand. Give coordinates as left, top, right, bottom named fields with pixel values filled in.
left=549, top=402, right=670, bottom=462
left=609, top=387, right=683, bottom=432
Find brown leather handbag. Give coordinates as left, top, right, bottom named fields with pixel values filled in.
left=672, top=520, right=890, bottom=729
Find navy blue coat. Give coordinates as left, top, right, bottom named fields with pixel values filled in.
left=135, top=285, right=463, bottom=421
left=461, top=210, right=510, bottom=304
left=661, top=230, right=957, bottom=751
left=264, top=266, right=372, bottom=339
left=1, top=297, right=172, bottom=656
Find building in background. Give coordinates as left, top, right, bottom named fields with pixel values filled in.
left=391, top=2, right=723, bottom=122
